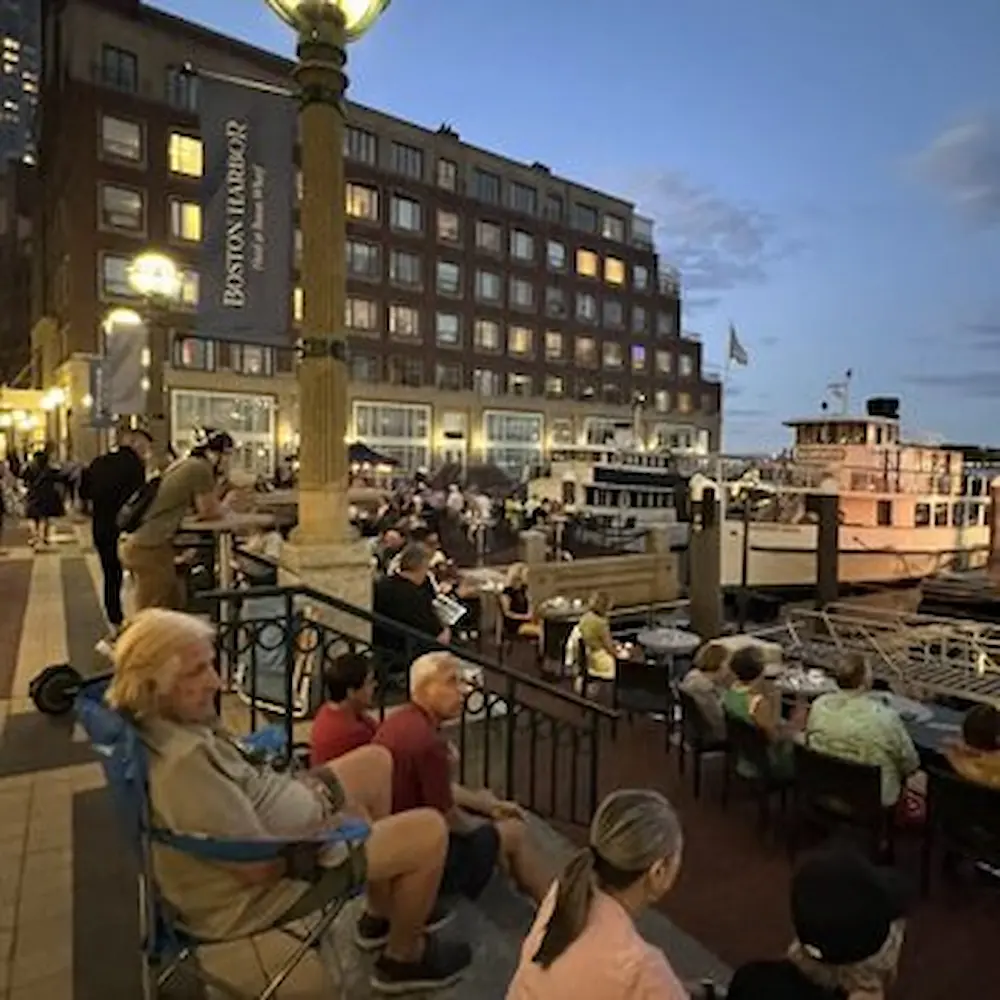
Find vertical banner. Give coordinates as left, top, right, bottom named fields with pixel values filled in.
left=198, top=75, right=295, bottom=343
left=104, top=317, right=148, bottom=416
left=87, top=358, right=113, bottom=428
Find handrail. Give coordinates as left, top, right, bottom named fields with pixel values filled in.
left=202, top=580, right=619, bottom=719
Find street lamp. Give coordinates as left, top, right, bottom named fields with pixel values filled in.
left=264, top=0, right=391, bottom=546
left=127, top=250, right=181, bottom=465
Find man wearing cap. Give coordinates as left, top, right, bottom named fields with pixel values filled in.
left=727, top=847, right=912, bottom=999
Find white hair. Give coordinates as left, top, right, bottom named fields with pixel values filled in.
left=409, top=651, right=456, bottom=693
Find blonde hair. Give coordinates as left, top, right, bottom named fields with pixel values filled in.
left=505, top=562, right=529, bottom=588
left=694, top=641, right=729, bottom=674
left=409, top=651, right=458, bottom=694
left=106, top=609, right=215, bottom=719
left=588, top=591, right=612, bottom=616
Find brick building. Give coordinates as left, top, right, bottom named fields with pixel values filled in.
left=32, top=0, right=720, bottom=470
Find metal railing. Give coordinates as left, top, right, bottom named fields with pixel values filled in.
left=202, top=567, right=618, bottom=828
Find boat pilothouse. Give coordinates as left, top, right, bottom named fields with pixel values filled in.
left=721, top=396, right=993, bottom=591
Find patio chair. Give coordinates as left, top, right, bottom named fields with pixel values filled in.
left=676, top=689, right=728, bottom=799
left=722, top=710, right=793, bottom=833
left=75, top=677, right=369, bottom=1000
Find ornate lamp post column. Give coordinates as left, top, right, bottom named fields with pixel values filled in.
left=127, top=250, right=181, bottom=466
left=265, top=0, right=391, bottom=545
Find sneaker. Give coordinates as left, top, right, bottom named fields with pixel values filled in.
left=355, top=900, right=454, bottom=951
left=95, top=626, right=123, bottom=659
left=371, top=937, right=472, bottom=995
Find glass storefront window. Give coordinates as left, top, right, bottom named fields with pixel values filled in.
left=352, top=401, right=431, bottom=472
left=483, top=409, right=543, bottom=477
left=171, top=389, right=275, bottom=476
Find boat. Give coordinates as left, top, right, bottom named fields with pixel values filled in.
left=717, top=396, right=993, bottom=591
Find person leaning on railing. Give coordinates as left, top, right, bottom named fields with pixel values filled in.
left=506, top=788, right=688, bottom=1000
left=106, top=609, right=472, bottom=994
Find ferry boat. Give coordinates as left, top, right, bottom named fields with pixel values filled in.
left=718, top=397, right=993, bottom=590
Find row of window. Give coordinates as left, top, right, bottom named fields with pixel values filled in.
left=98, top=47, right=636, bottom=244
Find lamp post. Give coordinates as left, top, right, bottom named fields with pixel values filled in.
left=127, top=250, right=181, bottom=466
left=265, top=0, right=391, bottom=546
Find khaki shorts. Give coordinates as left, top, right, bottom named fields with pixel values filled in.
left=119, top=537, right=185, bottom=612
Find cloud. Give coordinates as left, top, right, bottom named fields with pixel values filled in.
left=909, top=113, right=1000, bottom=226
left=961, top=320, right=1000, bottom=350
left=725, top=407, right=772, bottom=419
left=903, top=370, right=1000, bottom=399
left=630, top=171, right=800, bottom=297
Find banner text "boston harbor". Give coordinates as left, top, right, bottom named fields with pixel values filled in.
left=223, top=119, right=250, bottom=308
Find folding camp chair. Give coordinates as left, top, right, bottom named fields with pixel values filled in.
left=75, top=677, right=369, bottom=1000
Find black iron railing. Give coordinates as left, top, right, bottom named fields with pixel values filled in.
left=201, top=566, right=617, bottom=828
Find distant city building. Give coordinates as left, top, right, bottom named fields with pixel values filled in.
left=31, top=0, right=721, bottom=469
left=0, top=0, right=40, bottom=164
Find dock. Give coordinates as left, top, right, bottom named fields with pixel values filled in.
left=919, top=570, right=1000, bottom=623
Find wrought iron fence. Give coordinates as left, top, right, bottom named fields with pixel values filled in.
left=203, top=571, right=617, bottom=828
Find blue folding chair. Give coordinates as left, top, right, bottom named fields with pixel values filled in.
left=75, top=676, right=370, bottom=1000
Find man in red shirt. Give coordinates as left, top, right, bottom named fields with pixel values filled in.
left=310, top=652, right=378, bottom=767
left=374, top=651, right=551, bottom=903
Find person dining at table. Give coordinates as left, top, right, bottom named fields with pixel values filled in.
left=943, top=704, right=1000, bottom=791
left=805, top=652, right=921, bottom=812
left=679, top=641, right=732, bottom=744
left=499, top=563, right=541, bottom=642
left=577, top=592, right=617, bottom=682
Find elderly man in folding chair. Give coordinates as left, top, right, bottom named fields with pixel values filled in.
left=105, top=608, right=472, bottom=995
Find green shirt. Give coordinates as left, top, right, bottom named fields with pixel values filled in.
left=129, top=456, right=215, bottom=548
left=806, top=691, right=920, bottom=806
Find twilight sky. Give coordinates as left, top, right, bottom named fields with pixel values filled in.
left=157, top=0, right=1000, bottom=452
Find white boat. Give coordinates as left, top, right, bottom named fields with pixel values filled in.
left=718, top=398, right=992, bottom=590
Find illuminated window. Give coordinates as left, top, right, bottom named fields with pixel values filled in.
left=545, top=375, right=564, bottom=398
left=168, top=198, right=201, bottom=242
left=346, top=297, right=379, bottom=333
left=437, top=209, right=460, bottom=243
left=100, top=184, right=144, bottom=232
left=508, top=325, right=533, bottom=357
left=575, top=336, right=597, bottom=367
left=179, top=270, right=199, bottom=307
left=388, top=304, right=420, bottom=340
left=654, top=390, right=671, bottom=413
left=631, top=345, right=646, bottom=372
left=346, top=183, right=379, bottom=221
left=168, top=133, right=203, bottom=177
left=544, top=331, right=564, bottom=360
left=602, top=341, right=623, bottom=369
left=474, top=318, right=501, bottom=352
left=293, top=287, right=303, bottom=322
left=678, top=392, right=692, bottom=414
left=576, top=248, right=598, bottom=278
left=507, top=373, right=532, bottom=397
left=604, top=256, right=625, bottom=285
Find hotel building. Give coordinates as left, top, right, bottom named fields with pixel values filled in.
left=31, top=0, right=721, bottom=474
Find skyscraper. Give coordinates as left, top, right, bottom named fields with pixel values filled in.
left=0, top=0, right=40, bottom=164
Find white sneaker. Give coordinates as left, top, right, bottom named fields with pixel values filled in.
left=95, top=626, right=122, bottom=659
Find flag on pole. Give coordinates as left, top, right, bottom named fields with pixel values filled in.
left=727, top=324, right=749, bottom=367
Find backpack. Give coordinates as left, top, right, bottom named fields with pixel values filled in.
left=116, top=476, right=162, bottom=534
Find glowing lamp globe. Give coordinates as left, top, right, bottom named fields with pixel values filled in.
left=128, top=251, right=182, bottom=302
left=265, top=0, right=392, bottom=41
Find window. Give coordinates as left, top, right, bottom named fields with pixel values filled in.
left=634, top=264, right=649, bottom=290
left=346, top=183, right=379, bottom=221
left=575, top=336, right=597, bottom=367
left=101, top=44, right=137, bottom=92
left=389, top=141, right=423, bottom=180
left=544, top=330, right=564, bottom=361
left=604, top=257, right=625, bottom=285
left=292, top=286, right=303, bottom=322
left=602, top=383, right=625, bottom=406
left=508, top=325, right=533, bottom=357
left=475, top=270, right=501, bottom=302
left=576, top=292, right=597, bottom=323
left=631, top=345, right=646, bottom=372
left=168, top=197, right=201, bottom=242
left=388, top=356, right=424, bottom=387
left=679, top=354, right=694, bottom=378
left=437, top=209, right=460, bottom=243
left=390, top=195, right=422, bottom=232
left=350, top=354, right=381, bottom=383
left=345, top=127, right=377, bottom=165
left=353, top=401, right=430, bottom=471
left=510, top=230, right=534, bottom=261
left=100, top=184, right=144, bottom=232
left=483, top=411, right=543, bottom=477
left=100, top=115, right=142, bottom=162
left=632, top=305, right=647, bottom=333
left=602, top=214, right=626, bottom=242
left=507, top=373, right=533, bottom=397
left=436, top=260, right=461, bottom=296
left=171, top=390, right=275, bottom=478
left=388, top=304, right=420, bottom=340
left=545, top=375, right=564, bottom=399
left=545, top=286, right=566, bottom=317
left=677, top=392, right=692, bottom=414
left=473, top=369, right=502, bottom=395
left=437, top=158, right=457, bottom=191
left=389, top=249, right=422, bottom=287
left=545, top=192, right=564, bottom=222
left=436, top=312, right=461, bottom=348
left=165, top=66, right=198, bottom=111
left=509, top=277, right=534, bottom=310
left=435, top=362, right=464, bottom=392
left=173, top=338, right=212, bottom=370
left=655, top=350, right=673, bottom=374
left=475, top=220, right=502, bottom=254
left=168, top=133, right=203, bottom=177
left=877, top=500, right=893, bottom=527
left=472, top=168, right=501, bottom=204
left=346, top=297, right=379, bottom=334
left=915, top=504, right=931, bottom=527
left=474, top=318, right=501, bottom=352
left=546, top=240, right=566, bottom=270
left=576, top=249, right=598, bottom=278
left=346, top=239, right=381, bottom=279
left=100, top=254, right=135, bottom=298
left=577, top=380, right=596, bottom=400
left=603, top=299, right=623, bottom=328
left=179, top=270, right=199, bottom=308
left=572, top=203, right=598, bottom=233
left=507, top=181, right=537, bottom=216
left=934, top=503, right=949, bottom=527
left=602, top=341, right=623, bottom=369
left=654, top=390, right=671, bottom=413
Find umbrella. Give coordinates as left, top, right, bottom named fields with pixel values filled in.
left=348, top=442, right=397, bottom=466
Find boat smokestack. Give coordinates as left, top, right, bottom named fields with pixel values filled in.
left=866, top=397, right=900, bottom=420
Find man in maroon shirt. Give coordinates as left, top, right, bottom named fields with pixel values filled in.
left=310, top=653, right=377, bottom=767
left=374, top=651, right=552, bottom=903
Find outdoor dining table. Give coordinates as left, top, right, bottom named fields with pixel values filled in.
left=539, top=597, right=587, bottom=664
left=872, top=691, right=964, bottom=761
left=636, top=626, right=701, bottom=682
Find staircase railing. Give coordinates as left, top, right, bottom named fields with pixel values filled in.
left=201, top=572, right=618, bottom=828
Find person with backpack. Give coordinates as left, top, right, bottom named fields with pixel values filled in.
left=119, top=429, right=234, bottom=613
left=80, top=429, right=152, bottom=643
